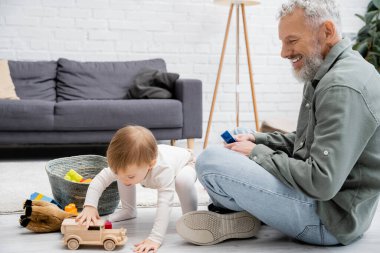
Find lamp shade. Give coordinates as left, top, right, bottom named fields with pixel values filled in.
left=214, top=0, right=260, bottom=5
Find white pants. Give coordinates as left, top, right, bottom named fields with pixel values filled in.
left=108, top=165, right=198, bottom=221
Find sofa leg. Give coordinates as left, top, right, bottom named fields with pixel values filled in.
left=170, top=140, right=176, bottom=146
left=187, top=139, right=194, bottom=150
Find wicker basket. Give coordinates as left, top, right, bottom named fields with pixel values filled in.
left=45, top=155, right=119, bottom=216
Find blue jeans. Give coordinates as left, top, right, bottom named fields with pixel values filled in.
left=196, top=146, right=340, bottom=246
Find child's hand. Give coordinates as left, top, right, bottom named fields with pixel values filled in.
left=134, top=238, right=160, bottom=253
left=75, top=206, right=100, bottom=228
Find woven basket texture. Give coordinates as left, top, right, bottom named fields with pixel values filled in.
left=45, top=155, right=119, bottom=215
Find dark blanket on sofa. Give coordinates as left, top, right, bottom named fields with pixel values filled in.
left=127, top=69, right=179, bottom=99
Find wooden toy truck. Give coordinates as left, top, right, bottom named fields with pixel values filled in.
left=61, top=218, right=127, bottom=251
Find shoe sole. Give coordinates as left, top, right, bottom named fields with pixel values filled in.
left=176, top=210, right=261, bottom=246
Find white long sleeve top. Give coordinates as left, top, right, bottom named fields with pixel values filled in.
left=83, top=144, right=193, bottom=244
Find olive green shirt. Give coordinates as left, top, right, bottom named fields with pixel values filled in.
left=250, top=38, right=380, bottom=245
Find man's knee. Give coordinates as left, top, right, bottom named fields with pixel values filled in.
left=195, top=146, right=230, bottom=176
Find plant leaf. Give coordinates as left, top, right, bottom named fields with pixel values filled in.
left=368, top=52, right=380, bottom=70
left=373, top=45, right=380, bottom=53
left=355, top=1, right=380, bottom=72
left=368, top=30, right=376, bottom=37
left=369, top=2, right=378, bottom=12
left=365, top=11, right=378, bottom=24
left=373, top=0, right=380, bottom=10
left=355, top=14, right=365, bottom=22
left=358, top=25, right=370, bottom=38
left=366, top=54, right=378, bottom=68
left=353, top=40, right=369, bottom=57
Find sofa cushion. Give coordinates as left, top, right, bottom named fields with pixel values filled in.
left=126, top=69, right=179, bottom=99
left=54, top=99, right=182, bottom=131
left=56, top=58, right=167, bottom=101
left=0, top=60, right=19, bottom=100
left=8, top=60, right=57, bottom=101
left=0, top=100, right=55, bottom=131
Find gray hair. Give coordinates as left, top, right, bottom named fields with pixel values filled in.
left=278, top=0, right=342, bottom=37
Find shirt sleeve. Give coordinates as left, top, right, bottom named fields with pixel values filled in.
left=84, top=167, right=117, bottom=208
left=254, top=131, right=296, bottom=156
left=147, top=166, right=175, bottom=244
left=249, top=86, right=378, bottom=200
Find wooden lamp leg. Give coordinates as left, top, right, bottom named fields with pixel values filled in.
left=203, top=4, right=234, bottom=149
left=236, top=4, right=240, bottom=128
left=241, top=4, right=259, bottom=131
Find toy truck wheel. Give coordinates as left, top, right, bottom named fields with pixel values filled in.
left=67, top=238, right=80, bottom=250
left=103, top=239, right=116, bottom=251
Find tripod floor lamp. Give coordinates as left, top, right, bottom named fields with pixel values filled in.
left=203, top=0, right=260, bottom=149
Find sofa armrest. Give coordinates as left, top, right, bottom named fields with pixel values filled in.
left=174, top=79, right=202, bottom=139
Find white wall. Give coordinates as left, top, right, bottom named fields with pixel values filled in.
left=0, top=0, right=369, bottom=143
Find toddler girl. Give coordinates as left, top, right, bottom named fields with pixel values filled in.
left=76, top=125, right=197, bottom=253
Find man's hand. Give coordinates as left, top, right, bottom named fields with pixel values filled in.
left=234, top=133, right=256, bottom=143
left=225, top=141, right=256, bottom=156
left=75, top=206, right=100, bottom=228
left=134, top=238, right=160, bottom=253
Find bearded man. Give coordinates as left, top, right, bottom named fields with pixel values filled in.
left=176, top=0, right=380, bottom=246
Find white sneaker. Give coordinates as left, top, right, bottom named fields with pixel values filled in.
left=176, top=210, right=261, bottom=245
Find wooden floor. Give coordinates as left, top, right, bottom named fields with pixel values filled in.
left=2, top=141, right=380, bottom=252
left=2, top=206, right=380, bottom=253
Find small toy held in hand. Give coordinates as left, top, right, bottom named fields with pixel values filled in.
left=221, top=130, right=236, bottom=144
left=61, top=218, right=127, bottom=251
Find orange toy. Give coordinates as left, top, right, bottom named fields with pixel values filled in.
left=80, top=178, right=92, bottom=183
left=64, top=203, right=78, bottom=215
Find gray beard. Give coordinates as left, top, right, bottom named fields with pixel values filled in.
left=293, top=51, right=324, bottom=83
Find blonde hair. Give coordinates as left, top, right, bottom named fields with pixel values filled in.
left=107, top=125, right=158, bottom=173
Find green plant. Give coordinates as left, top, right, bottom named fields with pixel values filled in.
left=353, top=0, right=380, bottom=72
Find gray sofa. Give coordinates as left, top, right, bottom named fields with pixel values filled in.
left=0, top=58, right=202, bottom=148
